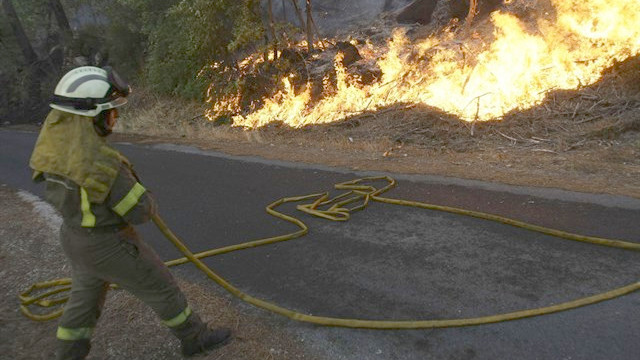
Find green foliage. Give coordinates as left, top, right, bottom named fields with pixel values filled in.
left=145, top=0, right=264, bottom=100
left=112, top=0, right=180, bottom=36
left=100, top=3, right=147, bottom=80
left=1, top=0, right=267, bottom=120
left=228, top=0, right=264, bottom=53
left=0, top=0, right=55, bottom=122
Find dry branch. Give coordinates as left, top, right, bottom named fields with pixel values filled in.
left=531, top=149, right=558, bottom=154
left=465, top=0, right=478, bottom=30
left=497, top=130, right=518, bottom=143
left=267, top=0, right=279, bottom=58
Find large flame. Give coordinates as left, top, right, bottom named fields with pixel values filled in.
left=209, top=0, right=640, bottom=127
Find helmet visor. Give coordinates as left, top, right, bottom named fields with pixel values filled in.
left=104, top=66, right=131, bottom=97
left=95, top=96, right=128, bottom=113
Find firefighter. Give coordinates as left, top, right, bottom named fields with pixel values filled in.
left=29, top=66, right=231, bottom=359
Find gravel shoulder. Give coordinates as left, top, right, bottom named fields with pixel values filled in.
left=0, top=185, right=316, bottom=360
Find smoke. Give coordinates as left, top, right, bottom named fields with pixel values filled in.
left=269, top=0, right=413, bottom=35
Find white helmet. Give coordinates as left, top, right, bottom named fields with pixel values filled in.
left=50, top=66, right=130, bottom=117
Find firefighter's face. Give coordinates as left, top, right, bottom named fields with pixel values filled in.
left=106, top=108, right=118, bottom=130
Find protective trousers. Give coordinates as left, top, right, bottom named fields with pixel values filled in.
left=55, top=224, right=189, bottom=359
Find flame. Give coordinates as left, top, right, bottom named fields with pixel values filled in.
left=209, top=0, right=640, bottom=127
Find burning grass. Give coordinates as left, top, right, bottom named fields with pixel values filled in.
left=115, top=51, right=640, bottom=199
left=135, top=51, right=639, bottom=154
left=204, top=0, right=639, bottom=128
left=115, top=0, right=640, bottom=198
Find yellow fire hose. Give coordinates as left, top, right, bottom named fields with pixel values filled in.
left=19, top=177, right=640, bottom=328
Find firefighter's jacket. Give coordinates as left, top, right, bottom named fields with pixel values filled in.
left=29, top=109, right=124, bottom=204
left=29, top=109, right=155, bottom=228
left=40, top=162, right=156, bottom=228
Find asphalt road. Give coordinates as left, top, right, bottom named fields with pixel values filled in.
left=2, top=129, right=640, bottom=360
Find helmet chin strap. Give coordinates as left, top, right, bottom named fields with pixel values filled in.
left=93, top=111, right=112, bottom=137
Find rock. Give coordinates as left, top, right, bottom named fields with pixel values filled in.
left=449, top=0, right=503, bottom=21
left=396, top=0, right=439, bottom=25
left=335, top=41, right=362, bottom=67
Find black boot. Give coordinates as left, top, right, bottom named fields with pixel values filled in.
left=55, top=339, right=91, bottom=360
left=170, top=312, right=231, bottom=357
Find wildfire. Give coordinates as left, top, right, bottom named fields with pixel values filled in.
left=208, top=0, right=640, bottom=127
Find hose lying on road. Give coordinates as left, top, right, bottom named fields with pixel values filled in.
left=19, top=177, right=640, bottom=328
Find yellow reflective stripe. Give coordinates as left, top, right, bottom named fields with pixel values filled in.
left=79, top=187, right=96, bottom=227
left=162, top=306, right=192, bottom=328
left=56, top=326, right=93, bottom=340
left=112, top=182, right=146, bottom=216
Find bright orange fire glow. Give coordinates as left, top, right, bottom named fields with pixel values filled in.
left=207, top=0, right=640, bottom=127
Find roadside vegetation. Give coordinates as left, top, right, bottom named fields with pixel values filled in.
left=1, top=0, right=266, bottom=122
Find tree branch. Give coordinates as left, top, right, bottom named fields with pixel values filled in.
left=465, top=0, right=478, bottom=29
left=2, top=0, right=38, bottom=64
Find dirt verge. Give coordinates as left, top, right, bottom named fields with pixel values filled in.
left=0, top=186, right=315, bottom=360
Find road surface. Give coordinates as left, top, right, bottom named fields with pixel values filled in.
left=2, top=129, right=640, bottom=360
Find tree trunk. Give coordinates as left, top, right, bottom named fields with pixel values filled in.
left=309, top=4, right=321, bottom=41
left=289, top=0, right=306, bottom=32
left=451, top=0, right=503, bottom=22
left=383, top=0, right=394, bottom=12
left=1, top=0, right=48, bottom=122
left=305, top=0, right=313, bottom=52
left=282, top=0, right=286, bottom=21
left=267, top=0, right=278, bottom=59
left=263, top=35, right=269, bottom=63
left=48, top=0, right=73, bottom=43
left=2, top=0, right=38, bottom=65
